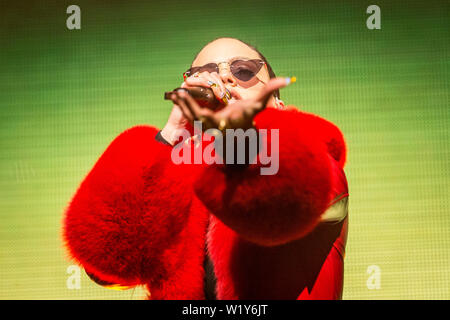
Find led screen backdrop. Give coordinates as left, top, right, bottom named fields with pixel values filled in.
left=0, top=0, right=449, bottom=299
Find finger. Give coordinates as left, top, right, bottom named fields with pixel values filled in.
left=184, top=76, right=212, bottom=88
left=201, top=72, right=225, bottom=101
left=185, top=72, right=225, bottom=102
left=173, top=98, right=194, bottom=122
left=180, top=90, right=213, bottom=118
left=255, top=77, right=294, bottom=107
left=176, top=90, right=202, bottom=121
left=170, top=93, right=195, bottom=122
left=180, top=91, right=218, bottom=131
left=209, top=72, right=229, bottom=101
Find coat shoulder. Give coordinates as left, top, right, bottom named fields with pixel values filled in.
left=288, top=107, right=347, bottom=168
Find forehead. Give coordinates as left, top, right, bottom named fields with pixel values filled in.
left=192, top=39, right=261, bottom=67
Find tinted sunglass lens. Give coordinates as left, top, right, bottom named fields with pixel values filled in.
left=231, top=60, right=263, bottom=81
left=199, top=63, right=219, bottom=74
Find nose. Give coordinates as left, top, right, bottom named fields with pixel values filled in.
left=218, top=62, right=237, bottom=86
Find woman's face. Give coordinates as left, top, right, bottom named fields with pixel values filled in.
left=191, top=38, right=273, bottom=105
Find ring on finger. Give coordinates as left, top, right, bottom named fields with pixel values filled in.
left=225, top=89, right=232, bottom=100
left=221, top=95, right=229, bottom=106
left=207, top=80, right=218, bottom=88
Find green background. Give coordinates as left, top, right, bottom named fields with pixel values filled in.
left=0, top=0, right=449, bottom=299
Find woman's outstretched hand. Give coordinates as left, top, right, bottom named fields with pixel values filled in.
left=169, top=77, right=292, bottom=132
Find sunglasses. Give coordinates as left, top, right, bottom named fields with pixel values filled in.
left=183, top=59, right=266, bottom=82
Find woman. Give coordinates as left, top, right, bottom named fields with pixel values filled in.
left=63, top=37, right=349, bottom=300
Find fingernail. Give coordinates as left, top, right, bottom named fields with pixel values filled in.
left=207, top=80, right=215, bottom=86
left=285, top=76, right=297, bottom=85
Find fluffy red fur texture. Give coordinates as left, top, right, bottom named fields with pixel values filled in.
left=194, top=107, right=343, bottom=246
left=63, top=126, right=206, bottom=294
left=63, top=107, right=347, bottom=299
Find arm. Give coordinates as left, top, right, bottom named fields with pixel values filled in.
left=62, top=125, right=194, bottom=286
left=193, top=107, right=347, bottom=246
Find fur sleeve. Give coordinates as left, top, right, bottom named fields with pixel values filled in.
left=62, top=126, right=194, bottom=286
left=193, top=107, right=347, bottom=246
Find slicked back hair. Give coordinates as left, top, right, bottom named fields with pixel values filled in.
left=191, top=38, right=280, bottom=99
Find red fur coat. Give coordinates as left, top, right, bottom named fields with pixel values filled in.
left=63, top=107, right=349, bottom=299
